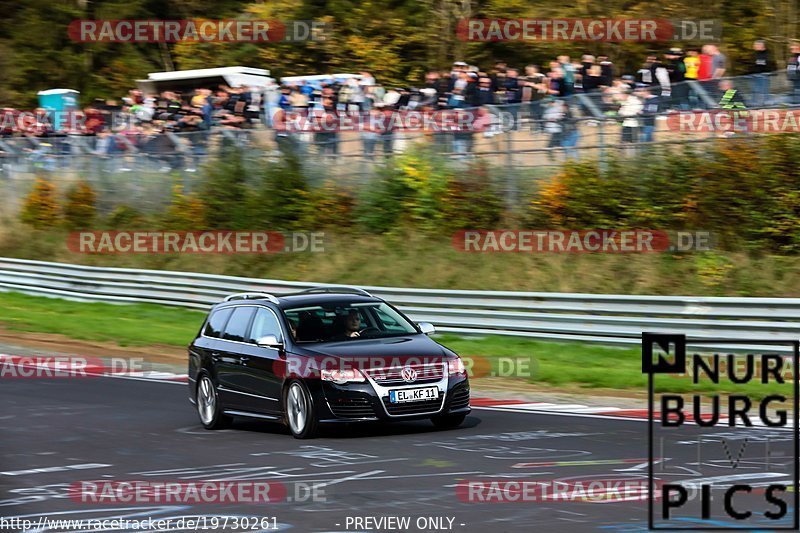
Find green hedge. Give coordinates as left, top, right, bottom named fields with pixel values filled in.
left=19, top=136, right=800, bottom=253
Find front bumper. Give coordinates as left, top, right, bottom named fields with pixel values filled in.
left=314, top=372, right=470, bottom=423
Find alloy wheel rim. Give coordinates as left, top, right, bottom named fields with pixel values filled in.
left=197, top=377, right=216, bottom=424
left=287, top=383, right=307, bottom=434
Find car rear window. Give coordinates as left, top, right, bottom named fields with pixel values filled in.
left=222, top=306, right=256, bottom=343
left=203, top=307, right=233, bottom=338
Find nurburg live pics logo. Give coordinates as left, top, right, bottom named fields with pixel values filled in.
left=642, top=333, right=800, bottom=530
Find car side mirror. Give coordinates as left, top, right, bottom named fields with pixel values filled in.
left=256, top=335, right=283, bottom=349
left=418, top=322, right=435, bottom=335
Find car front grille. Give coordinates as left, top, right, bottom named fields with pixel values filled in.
left=382, top=396, right=445, bottom=416
left=365, top=363, right=445, bottom=386
left=449, top=385, right=470, bottom=410
left=329, top=398, right=377, bottom=419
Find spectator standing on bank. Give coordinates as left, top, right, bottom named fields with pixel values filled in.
left=522, top=66, right=547, bottom=130
left=683, top=48, right=701, bottom=108
left=684, top=49, right=700, bottom=81
left=547, top=67, right=568, bottom=97
left=560, top=101, right=579, bottom=160
left=558, top=55, right=575, bottom=95
left=582, top=64, right=604, bottom=93
left=750, top=40, right=774, bottom=107
left=579, top=55, right=595, bottom=79
left=787, top=41, right=800, bottom=104
left=504, top=68, right=522, bottom=129
left=650, top=55, right=670, bottom=98
left=599, top=55, right=614, bottom=87
left=476, top=76, right=494, bottom=105
left=618, top=90, right=643, bottom=144
left=710, top=45, right=727, bottom=79
left=698, top=45, right=712, bottom=81
left=543, top=98, right=565, bottom=160
left=697, top=45, right=715, bottom=106
left=637, top=55, right=658, bottom=87
left=665, top=48, right=688, bottom=109
left=636, top=86, right=659, bottom=143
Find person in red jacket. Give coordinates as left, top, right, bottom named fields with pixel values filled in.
left=698, top=45, right=713, bottom=81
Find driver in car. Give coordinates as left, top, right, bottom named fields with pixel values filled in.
left=344, top=309, right=362, bottom=337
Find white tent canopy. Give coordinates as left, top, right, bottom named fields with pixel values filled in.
left=136, top=66, right=274, bottom=93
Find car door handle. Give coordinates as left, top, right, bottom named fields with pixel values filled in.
left=239, top=356, right=250, bottom=365
left=211, top=352, right=221, bottom=362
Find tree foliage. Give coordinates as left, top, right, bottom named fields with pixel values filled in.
left=2, top=0, right=798, bottom=106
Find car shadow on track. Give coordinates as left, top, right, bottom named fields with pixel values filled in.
left=225, top=415, right=482, bottom=439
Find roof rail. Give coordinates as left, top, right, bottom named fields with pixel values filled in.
left=223, top=292, right=281, bottom=304
left=298, top=286, right=373, bottom=297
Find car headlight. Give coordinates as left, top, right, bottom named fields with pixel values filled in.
left=448, top=357, right=467, bottom=376
left=321, top=368, right=366, bottom=385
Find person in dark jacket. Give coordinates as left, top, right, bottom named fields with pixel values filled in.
left=665, top=49, right=688, bottom=109
left=635, top=86, right=659, bottom=143
left=579, top=54, right=595, bottom=81
left=750, top=40, right=775, bottom=107
left=788, top=41, right=800, bottom=104
left=598, top=55, right=614, bottom=87
left=476, top=77, right=494, bottom=105
left=637, top=55, right=658, bottom=87
left=464, top=73, right=480, bottom=107
left=502, top=68, right=522, bottom=129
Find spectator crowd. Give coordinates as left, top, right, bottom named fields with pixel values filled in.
left=4, top=39, right=800, bottom=166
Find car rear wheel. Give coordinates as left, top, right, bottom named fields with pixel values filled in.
left=196, top=374, right=231, bottom=429
left=285, top=381, right=319, bottom=439
left=431, top=413, right=467, bottom=429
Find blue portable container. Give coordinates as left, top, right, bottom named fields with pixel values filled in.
left=37, top=88, right=80, bottom=131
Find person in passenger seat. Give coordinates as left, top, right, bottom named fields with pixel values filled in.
left=296, top=312, right=324, bottom=342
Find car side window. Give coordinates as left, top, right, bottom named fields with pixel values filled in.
left=222, top=307, right=256, bottom=343
left=203, top=308, right=233, bottom=338
left=248, top=308, right=283, bottom=344
left=373, top=307, right=405, bottom=332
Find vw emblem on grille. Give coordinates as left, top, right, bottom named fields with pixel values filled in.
left=401, top=366, right=418, bottom=383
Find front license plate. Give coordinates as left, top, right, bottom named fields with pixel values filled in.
left=389, top=387, right=440, bottom=403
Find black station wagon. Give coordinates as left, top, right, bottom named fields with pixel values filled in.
left=188, top=287, right=470, bottom=438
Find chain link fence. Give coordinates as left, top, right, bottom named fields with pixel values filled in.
left=2, top=71, right=798, bottom=215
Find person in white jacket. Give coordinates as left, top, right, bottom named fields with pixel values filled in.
left=543, top=99, right=566, bottom=160
left=618, top=91, right=644, bottom=143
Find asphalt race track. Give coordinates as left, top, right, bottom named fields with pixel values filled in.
left=1, top=376, right=797, bottom=532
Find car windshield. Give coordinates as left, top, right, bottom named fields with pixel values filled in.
left=283, top=301, right=418, bottom=342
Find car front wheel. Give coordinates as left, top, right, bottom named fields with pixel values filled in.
left=285, top=381, right=319, bottom=439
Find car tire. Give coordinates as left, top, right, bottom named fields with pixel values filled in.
left=431, top=413, right=467, bottom=429
left=196, top=374, right=231, bottom=430
left=285, top=380, right=319, bottom=439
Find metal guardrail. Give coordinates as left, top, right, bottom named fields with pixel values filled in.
left=0, top=257, right=798, bottom=352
